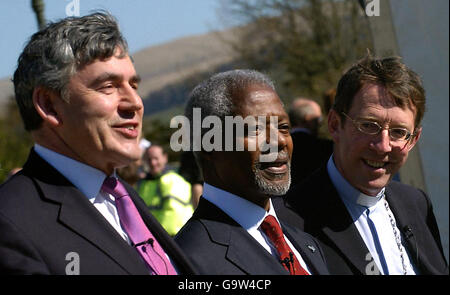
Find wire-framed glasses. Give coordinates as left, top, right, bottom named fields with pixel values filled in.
left=341, top=112, right=414, bottom=142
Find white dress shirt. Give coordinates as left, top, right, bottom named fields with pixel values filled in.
left=327, top=156, right=417, bottom=275
left=202, top=182, right=312, bottom=274
left=34, top=144, right=131, bottom=244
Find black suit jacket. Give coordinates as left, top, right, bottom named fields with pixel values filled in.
left=174, top=197, right=329, bottom=275
left=273, top=165, right=449, bottom=275
left=0, top=149, right=197, bottom=275
left=290, top=131, right=333, bottom=185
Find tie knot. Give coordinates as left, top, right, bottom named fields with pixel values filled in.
left=102, top=177, right=128, bottom=199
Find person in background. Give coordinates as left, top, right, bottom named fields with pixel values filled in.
left=288, top=98, right=333, bottom=185
left=0, top=12, right=196, bottom=275
left=138, top=144, right=193, bottom=236
left=175, top=69, right=329, bottom=275
left=178, top=150, right=203, bottom=209
left=275, top=53, right=448, bottom=275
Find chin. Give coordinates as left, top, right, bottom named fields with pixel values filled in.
left=254, top=173, right=291, bottom=196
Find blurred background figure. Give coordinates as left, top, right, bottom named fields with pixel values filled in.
left=178, top=151, right=203, bottom=209
left=288, top=98, right=333, bottom=185
left=117, top=137, right=151, bottom=187
left=138, top=144, right=193, bottom=236
left=116, top=161, right=141, bottom=188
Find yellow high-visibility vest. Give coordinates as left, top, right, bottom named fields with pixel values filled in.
left=137, top=170, right=193, bottom=236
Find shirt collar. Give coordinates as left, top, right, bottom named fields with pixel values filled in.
left=34, top=144, right=109, bottom=200
left=327, top=155, right=385, bottom=209
left=202, top=182, right=279, bottom=231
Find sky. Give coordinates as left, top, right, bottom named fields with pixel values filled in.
left=0, top=0, right=227, bottom=79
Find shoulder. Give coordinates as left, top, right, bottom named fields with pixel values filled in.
left=386, top=181, right=428, bottom=205
left=175, top=217, right=225, bottom=264
left=175, top=199, right=232, bottom=248
left=161, top=171, right=190, bottom=185
left=284, top=165, right=333, bottom=205
left=0, top=172, right=40, bottom=215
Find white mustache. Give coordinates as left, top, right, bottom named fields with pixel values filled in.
left=255, top=150, right=290, bottom=168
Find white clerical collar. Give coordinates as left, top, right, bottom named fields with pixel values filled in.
left=202, top=182, right=279, bottom=231
left=327, top=155, right=384, bottom=209
left=34, top=144, right=111, bottom=200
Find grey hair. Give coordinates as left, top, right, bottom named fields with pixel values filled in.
left=184, top=69, right=275, bottom=166
left=13, top=12, right=128, bottom=131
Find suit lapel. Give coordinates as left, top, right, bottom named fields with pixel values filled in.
left=384, top=185, right=421, bottom=270
left=281, top=222, right=326, bottom=275
left=287, top=166, right=379, bottom=274
left=318, top=171, right=381, bottom=274
left=126, top=183, right=196, bottom=274
left=225, top=225, right=288, bottom=275
left=195, top=199, right=288, bottom=275
left=24, top=150, right=149, bottom=275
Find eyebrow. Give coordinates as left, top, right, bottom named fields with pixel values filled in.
left=358, top=115, right=411, bottom=128
left=89, top=72, right=141, bottom=88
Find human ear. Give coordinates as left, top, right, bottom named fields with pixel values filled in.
left=32, top=87, right=62, bottom=127
left=327, top=109, right=342, bottom=143
left=407, top=127, right=422, bottom=151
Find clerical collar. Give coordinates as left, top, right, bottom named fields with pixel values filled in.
left=327, top=155, right=385, bottom=208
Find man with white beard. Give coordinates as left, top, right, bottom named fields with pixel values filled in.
left=174, top=69, right=329, bottom=275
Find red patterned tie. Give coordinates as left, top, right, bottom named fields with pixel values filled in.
left=260, top=215, right=309, bottom=275
left=102, top=176, right=177, bottom=275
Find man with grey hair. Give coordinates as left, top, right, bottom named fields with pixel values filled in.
left=288, top=98, right=333, bottom=184
left=0, top=12, right=195, bottom=275
left=174, top=69, right=329, bottom=275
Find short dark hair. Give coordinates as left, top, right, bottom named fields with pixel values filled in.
left=333, top=53, right=426, bottom=129
left=13, top=12, right=128, bottom=131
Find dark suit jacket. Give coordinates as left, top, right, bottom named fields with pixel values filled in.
left=273, top=165, right=449, bottom=275
left=174, top=197, right=329, bottom=275
left=0, top=149, right=197, bottom=275
left=290, top=131, right=333, bottom=185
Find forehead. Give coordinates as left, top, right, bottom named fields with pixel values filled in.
left=73, top=53, right=136, bottom=82
left=233, top=84, right=286, bottom=118
left=350, top=83, right=417, bottom=117
left=147, top=146, right=164, bottom=157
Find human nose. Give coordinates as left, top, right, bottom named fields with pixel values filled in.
left=119, top=83, right=143, bottom=113
left=370, top=128, right=392, bottom=153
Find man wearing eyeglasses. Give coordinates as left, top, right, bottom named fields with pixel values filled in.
left=274, top=54, right=448, bottom=275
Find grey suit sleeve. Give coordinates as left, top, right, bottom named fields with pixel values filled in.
left=0, top=212, right=50, bottom=274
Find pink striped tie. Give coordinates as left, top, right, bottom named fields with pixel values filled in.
left=102, top=176, right=177, bottom=275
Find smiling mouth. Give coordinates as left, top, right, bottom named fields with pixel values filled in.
left=258, top=159, right=289, bottom=175
left=364, top=159, right=388, bottom=169
left=113, top=123, right=139, bottom=138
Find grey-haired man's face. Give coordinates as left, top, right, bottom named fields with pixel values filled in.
left=210, top=83, right=293, bottom=207
left=50, top=50, right=143, bottom=175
